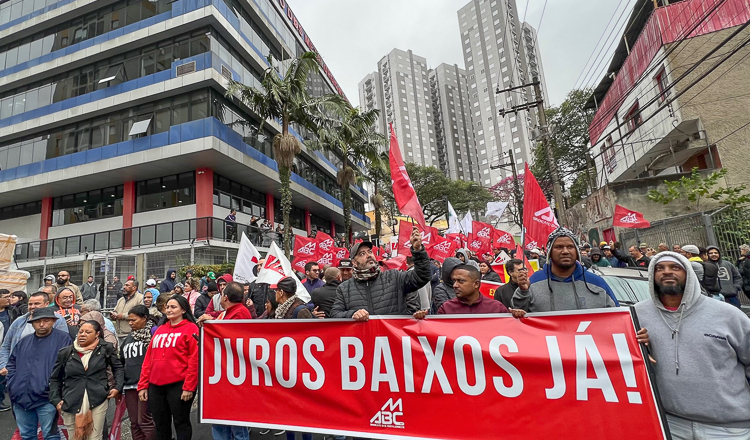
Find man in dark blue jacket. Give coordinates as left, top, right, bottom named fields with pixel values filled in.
left=7, top=307, right=71, bottom=440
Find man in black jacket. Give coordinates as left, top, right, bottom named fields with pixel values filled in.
left=495, top=259, right=526, bottom=309
left=311, top=267, right=342, bottom=318
left=332, top=228, right=430, bottom=321
left=431, top=257, right=462, bottom=313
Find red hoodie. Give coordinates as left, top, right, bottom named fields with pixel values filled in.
left=137, top=319, right=199, bottom=392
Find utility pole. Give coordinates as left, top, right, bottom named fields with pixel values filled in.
left=533, top=76, right=568, bottom=227
left=495, top=77, right=568, bottom=227
left=490, top=147, right=522, bottom=226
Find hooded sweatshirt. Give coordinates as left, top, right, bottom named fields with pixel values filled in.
left=455, top=249, right=480, bottom=271
left=137, top=319, right=199, bottom=392
left=160, top=269, right=177, bottom=293
left=706, top=246, right=743, bottom=298
left=513, top=226, right=619, bottom=311
left=634, top=252, right=750, bottom=427
left=590, top=248, right=611, bottom=267
left=431, top=257, right=463, bottom=313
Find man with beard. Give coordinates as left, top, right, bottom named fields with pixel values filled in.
left=635, top=252, right=750, bottom=439
left=332, top=228, right=430, bottom=320
left=513, top=226, right=619, bottom=312
left=56, top=270, right=83, bottom=304
left=437, top=265, right=508, bottom=314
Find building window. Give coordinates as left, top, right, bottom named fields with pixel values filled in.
left=0, top=201, right=42, bottom=221
left=625, top=101, right=642, bottom=133
left=136, top=172, right=195, bottom=213
left=654, top=68, right=670, bottom=103
left=213, top=174, right=266, bottom=218
left=52, top=186, right=124, bottom=226
left=601, top=136, right=617, bottom=173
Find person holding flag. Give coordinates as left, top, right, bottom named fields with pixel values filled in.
left=332, top=227, right=430, bottom=321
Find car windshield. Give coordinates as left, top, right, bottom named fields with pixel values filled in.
left=603, top=276, right=651, bottom=305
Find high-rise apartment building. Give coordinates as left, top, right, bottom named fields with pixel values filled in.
left=458, top=0, right=548, bottom=187
left=359, top=49, right=439, bottom=168
left=0, top=0, right=368, bottom=294
left=428, top=63, right=479, bottom=181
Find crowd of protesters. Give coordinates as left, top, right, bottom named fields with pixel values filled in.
left=1, top=226, right=749, bottom=440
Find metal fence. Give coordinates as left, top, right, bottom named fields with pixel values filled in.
left=620, top=205, right=750, bottom=304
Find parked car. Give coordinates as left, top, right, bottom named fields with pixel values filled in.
left=588, top=266, right=650, bottom=306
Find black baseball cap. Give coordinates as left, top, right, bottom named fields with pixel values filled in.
left=271, top=276, right=297, bottom=294
left=338, top=259, right=353, bottom=269
left=350, top=241, right=373, bottom=259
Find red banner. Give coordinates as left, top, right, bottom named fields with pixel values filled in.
left=292, top=236, right=318, bottom=270
left=523, top=164, right=559, bottom=251
left=201, top=312, right=667, bottom=440
left=446, top=233, right=465, bottom=249
left=613, top=204, right=651, bottom=228
left=429, top=235, right=458, bottom=263
left=396, top=220, right=439, bottom=256
left=471, top=221, right=494, bottom=245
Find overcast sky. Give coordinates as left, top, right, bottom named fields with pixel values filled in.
left=290, top=0, right=638, bottom=108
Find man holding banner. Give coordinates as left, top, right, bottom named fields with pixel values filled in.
left=332, top=227, right=430, bottom=321
left=513, top=226, right=619, bottom=313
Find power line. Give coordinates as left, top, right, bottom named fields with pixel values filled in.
left=588, top=28, right=750, bottom=165
left=588, top=0, right=730, bottom=139
left=573, top=0, right=635, bottom=90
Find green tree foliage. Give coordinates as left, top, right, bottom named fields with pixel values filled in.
left=530, top=89, right=596, bottom=201
left=308, top=107, right=385, bottom=246
left=648, top=167, right=750, bottom=212
left=381, top=163, right=494, bottom=226
left=227, top=52, right=346, bottom=258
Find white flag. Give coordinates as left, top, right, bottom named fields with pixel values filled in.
left=459, top=212, right=473, bottom=234
left=447, top=202, right=461, bottom=233
left=233, top=232, right=260, bottom=284
left=486, top=201, right=509, bottom=218
left=256, top=241, right=311, bottom=302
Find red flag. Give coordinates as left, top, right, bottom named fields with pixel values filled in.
left=429, top=235, right=458, bottom=263
left=492, top=228, right=515, bottom=249
left=479, top=280, right=503, bottom=299
left=389, top=124, right=426, bottom=228
left=334, top=247, right=349, bottom=262
left=446, top=233, right=464, bottom=248
left=471, top=221, right=494, bottom=245
left=315, top=231, right=336, bottom=253
left=613, top=204, right=651, bottom=228
left=381, top=255, right=407, bottom=271
left=397, top=220, right=440, bottom=255
left=396, top=220, right=413, bottom=255
left=292, top=235, right=319, bottom=272
left=522, top=164, right=559, bottom=251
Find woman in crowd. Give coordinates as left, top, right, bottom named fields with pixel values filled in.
left=143, top=289, right=156, bottom=309
left=9, top=291, right=27, bottom=319
left=181, top=278, right=200, bottom=313
left=138, top=295, right=199, bottom=440
left=122, top=305, right=156, bottom=440
left=79, top=309, right=118, bottom=350
left=49, top=320, right=124, bottom=440
left=479, top=261, right=502, bottom=282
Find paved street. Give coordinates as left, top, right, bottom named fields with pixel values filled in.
left=0, top=395, right=338, bottom=440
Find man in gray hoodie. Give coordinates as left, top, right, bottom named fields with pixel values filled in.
left=707, top=245, right=743, bottom=309
left=634, top=252, right=750, bottom=439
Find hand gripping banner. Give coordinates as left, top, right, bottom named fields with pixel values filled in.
left=201, top=311, right=668, bottom=440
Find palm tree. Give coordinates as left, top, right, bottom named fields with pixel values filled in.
left=227, top=52, right=346, bottom=258
left=364, top=151, right=389, bottom=245
left=309, top=107, right=385, bottom=246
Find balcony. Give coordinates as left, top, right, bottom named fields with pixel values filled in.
left=13, top=217, right=287, bottom=262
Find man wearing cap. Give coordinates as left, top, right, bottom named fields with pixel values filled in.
left=513, top=226, right=620, bottom=313
left=602, top=245, right=625, bottom=268
left=200, top=271, right=216, bottom=292
left=42, top=274, right=55, bottom=288
left=635, top=252, right=750, bottom=439
left=338, top=259, right=353, bottom=281
left=681, top=245, right=722, bottom=298
left=332, top=228, right=430, bottom=320
left=311, top=268, right=342, bottom=318
left=6, top=307, right=71, bottom=440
